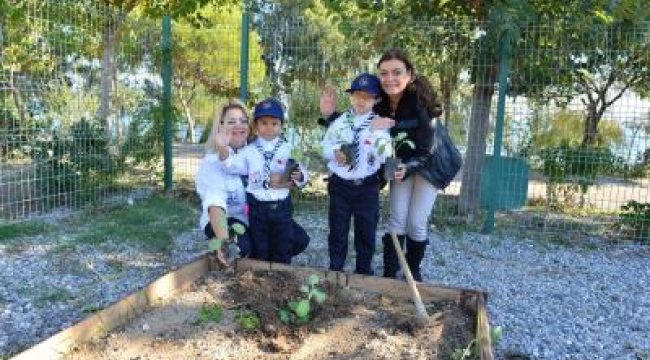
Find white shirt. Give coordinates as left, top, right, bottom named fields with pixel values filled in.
left=195, top=153, right=248, bottom=230
left=322, top=109, right=392, bottom=180
left=220, top=137, right=309, bottom=201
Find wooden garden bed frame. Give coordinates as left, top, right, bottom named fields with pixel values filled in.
left=11, top=257, right=494, bottom=360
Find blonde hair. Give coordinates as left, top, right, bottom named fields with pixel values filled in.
left=204, top=99, right=250, bottom=154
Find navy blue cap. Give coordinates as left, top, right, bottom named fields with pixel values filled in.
left=345, top=73, right=381, bottom=97
left=253, top=98, right=284, bottom=121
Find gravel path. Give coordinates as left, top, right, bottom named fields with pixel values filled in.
left=1, top=209, right=649, bottom=359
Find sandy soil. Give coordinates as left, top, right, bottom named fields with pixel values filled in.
left=65, top=268, right=475, bottom=360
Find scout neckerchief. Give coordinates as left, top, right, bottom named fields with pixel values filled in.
left=253, top=137, right=285, bottom=189
left=349, top=112, right=375, bottom=170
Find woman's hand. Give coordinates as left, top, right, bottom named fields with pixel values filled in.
left=370, top=116, right=395, bottom=131
left=319, top=84, right=338, bottom=117
left=214, top=121, right=231, bottom=149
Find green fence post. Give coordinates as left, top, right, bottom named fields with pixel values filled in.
left=482, top=29, right=511, bottom=234
left=239, top=10, right=250, bottom=103
left=161, top=16, right=173, bottom=193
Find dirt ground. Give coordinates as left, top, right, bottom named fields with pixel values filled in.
left=66, top=268, right=475, bottom=360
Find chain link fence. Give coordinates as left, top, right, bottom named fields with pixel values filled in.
left=2, top=2, right=649, bottom=242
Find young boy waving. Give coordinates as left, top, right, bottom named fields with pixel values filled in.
left=321, top=73, right=392, bottom=275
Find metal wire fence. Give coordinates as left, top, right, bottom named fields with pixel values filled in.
left=2, top=2, right=649, bottom=243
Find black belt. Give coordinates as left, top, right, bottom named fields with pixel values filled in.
left=247, top=194, right=289, bottom=210
left=332, top=173, right=378, bottom=186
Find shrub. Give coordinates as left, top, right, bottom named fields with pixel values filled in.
left=540, top=144, right=614, bottom=210
left=618, top=201, right=650, bottom=243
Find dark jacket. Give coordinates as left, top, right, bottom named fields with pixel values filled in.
left=373, top=89, right=433, bottom=163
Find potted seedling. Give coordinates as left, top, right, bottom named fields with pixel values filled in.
left=279, top=158, right=300, bottom=183
left=375, top=132, right=414, bottom=181
left=326, top=112, right=359, bottom=169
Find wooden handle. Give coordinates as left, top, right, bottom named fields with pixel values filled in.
left=390, top=230, right=428, bottom=322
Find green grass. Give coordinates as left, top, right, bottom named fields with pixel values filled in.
left=71, top=196, right=197, bottom=252
left=1, top=195, right=197, bottom=253
left=0, top=221, right=52, bottom=243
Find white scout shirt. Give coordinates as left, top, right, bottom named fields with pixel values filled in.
left=195, top=152, right=248, bottom=230
left=220, top=136, right=309, bottom=202
left=321, top=109, right=392, bottom=180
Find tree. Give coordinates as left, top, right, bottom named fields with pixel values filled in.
left=509, top=0, right=650, bottom=147
left=171, top=3, right=265, bottom=140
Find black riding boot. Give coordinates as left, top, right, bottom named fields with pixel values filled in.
left=382, top=233, right=405, bottom=278
left=405, top=237, right=428, bottom=282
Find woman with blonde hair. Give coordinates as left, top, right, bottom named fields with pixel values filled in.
left=196, top=99, right=310, bottom=264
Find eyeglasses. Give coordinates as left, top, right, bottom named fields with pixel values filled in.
left=378, top=68, right=408, bottom=79
left=223, top=117, right=249, bottom=126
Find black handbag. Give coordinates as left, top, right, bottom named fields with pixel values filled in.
left=417, top=118, right=462, bottom=190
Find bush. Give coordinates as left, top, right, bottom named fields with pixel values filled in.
left=540, top=144, right=614, bottom=209
left=32, top=118, right=121, bottom=197
left=618, top=201, right=650, bottom=243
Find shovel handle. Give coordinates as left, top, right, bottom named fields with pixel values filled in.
left=390, top=231, right=428, bottom=321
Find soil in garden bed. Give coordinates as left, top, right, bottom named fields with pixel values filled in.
left=66, top=267, right=475, bottom=360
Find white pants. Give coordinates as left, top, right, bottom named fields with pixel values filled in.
left=389, top=173, right=438, bottom=242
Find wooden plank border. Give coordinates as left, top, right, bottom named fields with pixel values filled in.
left=11, top=257, right=209, bottom=360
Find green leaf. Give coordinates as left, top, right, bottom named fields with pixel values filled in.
left=299, top=285, right=310, bottom=293
left=278, top=309, right=291, bottom=324
left=307, top=274, right=320, bottom=286
left=312, top=290, right=327, bottom=304
left=231, top=222, right=246, bottom=235
left=491, top=326, right=503, bottom=344
left=288, top=300, right=300, bottom=311
left=208, top=238, right=223, bottom=251
left=293, top=299, right=311, bottom=318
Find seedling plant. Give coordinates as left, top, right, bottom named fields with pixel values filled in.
left=279, top=274, right=327, bottom=326
left=235, top=309, right=261, bottom=330
left=196, top=303, right=224, bottom=325
left=451, top=326, right=503, bottom=360
left=208, top=218, right=246, bottom=253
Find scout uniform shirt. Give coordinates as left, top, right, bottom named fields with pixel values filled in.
left=196, top=152, right=248, bottom=230
left=220, top=137, right=309, bottom=201
left=321, top=109, right=392, bottom=180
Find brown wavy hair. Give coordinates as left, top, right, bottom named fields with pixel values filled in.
left=376, top=48, right=443, bottom=118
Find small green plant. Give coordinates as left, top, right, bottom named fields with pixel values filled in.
left=618, top=201, right=650, bottom=242
left=451, top=326, right=502, bottom=360
left=208, top=219, right=246, bottom=252
left=375, top=131, right=414, bottom=158
left=235, top=309, right=261, bottom=330
left=197, top=303, right=224, bottom=324
left=278, top=274, right=327, bottom=326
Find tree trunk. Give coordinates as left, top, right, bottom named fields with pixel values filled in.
left=98, top=17, right=117, bottom=140
left=440, top=75, right=453, bottom=128
left=458, top=65, right=498, bottom=214
left=582, top=103, right=599, bottom=146
left=9, top=71, right=26, bottom=124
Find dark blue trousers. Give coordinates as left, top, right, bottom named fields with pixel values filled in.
left=246, top=194, right=294, bottom=264
left=205, top=218, right=309, bottom=259
left=327, top=174, right=379, bottom=275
